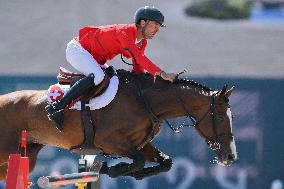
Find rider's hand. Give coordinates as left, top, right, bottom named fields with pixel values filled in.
left=156, top=71, right=177, bottom=82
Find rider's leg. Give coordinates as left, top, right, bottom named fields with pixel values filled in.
left=46, top=38, right=105, bottom=131
left=46, top=74, right=95, bottom=131
left=65, top=38, right=105, bottom=85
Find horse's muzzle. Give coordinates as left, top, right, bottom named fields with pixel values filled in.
left=219, top=153, right=236, bottom=166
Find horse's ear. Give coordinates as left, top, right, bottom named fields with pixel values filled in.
left=219, top=85, right=228, bottom=97
left=224, top=85, right=235, bottom=98
left=218, top=85, right=235, bottom=99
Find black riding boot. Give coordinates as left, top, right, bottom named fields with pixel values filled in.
left=46, top=73, right=96, bottom=131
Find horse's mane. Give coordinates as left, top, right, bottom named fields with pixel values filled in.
left=174, top=78, right=213, bottom=92
left=116, top=69, right=213, bottom=93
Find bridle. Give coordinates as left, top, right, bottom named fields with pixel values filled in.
left=119, top=50, right=234, bottom=151
left=133, top=79, right=234, bottom=151
left=173, top=92, right=234, bottom=151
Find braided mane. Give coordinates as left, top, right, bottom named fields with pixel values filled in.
left=116, top=69, right=213, bottom=93
left=174, top=78, right=213, bottom=92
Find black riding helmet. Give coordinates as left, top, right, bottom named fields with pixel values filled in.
left=134, top=6, right=165, bottom=27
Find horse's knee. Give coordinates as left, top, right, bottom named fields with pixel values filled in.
left=132, top=153, right=145, bottom=171
left=132, top=160, right=145, bottom=173
left=99, top=162, right=109, bottom=174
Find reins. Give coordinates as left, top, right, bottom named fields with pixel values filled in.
left=173, top=91, right=234, bottom=150
left=120, top=48, right=137, bottom=66
left=119, top=47, right=233, bottom=151
left=129, top=78, right=233, bottom=151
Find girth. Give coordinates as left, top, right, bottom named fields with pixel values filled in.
left=70, top=99, right=102, bottom=155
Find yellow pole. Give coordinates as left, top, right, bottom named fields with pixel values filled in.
left=76, top=182, right=87, bottom=189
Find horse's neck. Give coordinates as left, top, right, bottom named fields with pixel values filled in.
left=119, top=72, right=212, bottom=121
left=148, top=84, right=211, bottom=120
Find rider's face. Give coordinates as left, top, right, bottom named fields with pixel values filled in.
left=141, top=20, right=161, bottom=39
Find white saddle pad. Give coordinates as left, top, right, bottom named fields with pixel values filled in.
left=47, top=76, right=119, bottom=110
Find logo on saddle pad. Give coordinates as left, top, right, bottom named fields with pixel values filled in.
left=47, top=76, right=119, bottom=110
left=48, top=85, right=64, bottom=102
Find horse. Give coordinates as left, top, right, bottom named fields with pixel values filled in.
left=0, top=70, right=237, bottom=180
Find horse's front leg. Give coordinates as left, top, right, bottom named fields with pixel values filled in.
left=127, top=143, right=172, bottom=180
left=99, top=140, right=145, bottom=178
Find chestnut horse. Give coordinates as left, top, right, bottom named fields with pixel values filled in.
left=0, top=70, right=236, bottom=180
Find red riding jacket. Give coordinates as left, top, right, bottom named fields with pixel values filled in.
left=78, top=23, right=161, bottom=75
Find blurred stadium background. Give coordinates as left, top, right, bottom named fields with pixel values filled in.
left=0, top=0, right=283, bottom=189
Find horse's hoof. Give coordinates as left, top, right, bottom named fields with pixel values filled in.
left=135, top=177, right=143, bottom=180
left=108, top=167, right=127, bottom=178
left=99, top=162, right=109, bottom=174
left=130, top=173, right=144, bottom=180
left=108, top=162, right=131, bottom=177
left=108, top=168, right=120, bottom=178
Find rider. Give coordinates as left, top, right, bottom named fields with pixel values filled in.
left=46, top=6, right=177, bottom=131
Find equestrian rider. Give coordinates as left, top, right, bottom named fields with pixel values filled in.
left=46, top=6, right=178, bottom=131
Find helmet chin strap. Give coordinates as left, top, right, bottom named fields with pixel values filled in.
left=141, top=21, right=149, bottom=39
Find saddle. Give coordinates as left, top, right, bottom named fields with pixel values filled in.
left=57, top=67, right=111, bottom=100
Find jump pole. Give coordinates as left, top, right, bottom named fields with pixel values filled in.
left=37, top=172, right=99, bottom=188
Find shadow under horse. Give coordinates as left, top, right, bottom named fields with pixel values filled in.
left=0, top=70, right=237, bottom=180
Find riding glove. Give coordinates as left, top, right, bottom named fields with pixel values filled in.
left=156, top=71, right=177, bottom=82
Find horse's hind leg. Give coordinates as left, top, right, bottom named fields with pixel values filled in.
left=128, top=143, right=172, bottom=180
left=0, top=163, right=8, bottom=180
left=27, top=143, right=44, bottom=173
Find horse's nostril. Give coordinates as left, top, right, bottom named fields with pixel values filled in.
left=227, top=154, right=235, bottom=160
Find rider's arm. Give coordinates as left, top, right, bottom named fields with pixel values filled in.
left=117, top=30, right=161, bottom=76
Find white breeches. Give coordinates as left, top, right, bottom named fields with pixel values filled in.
left=66, top=38, right=105, bottom=85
